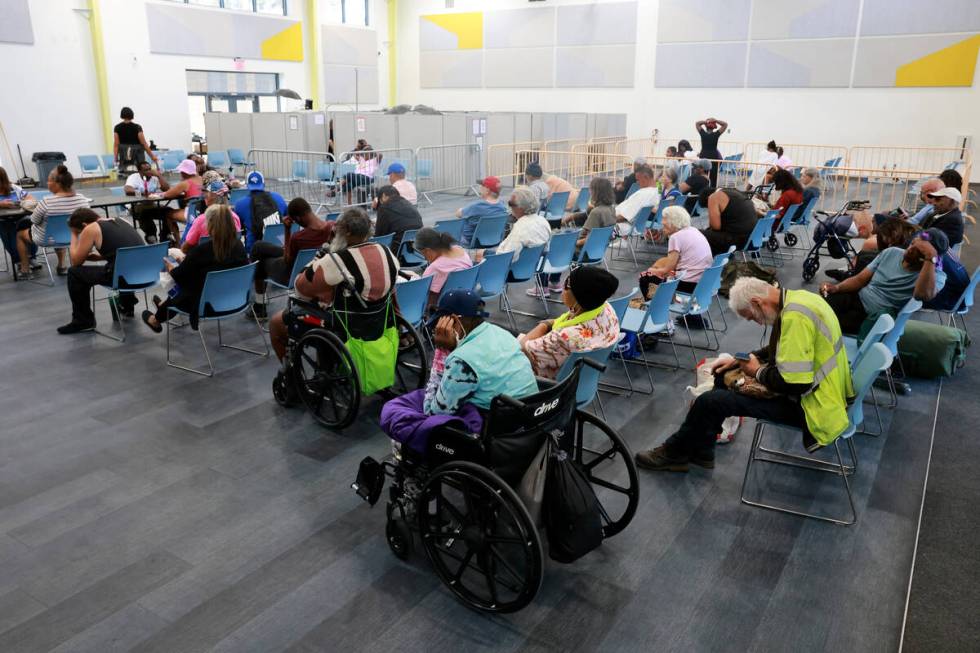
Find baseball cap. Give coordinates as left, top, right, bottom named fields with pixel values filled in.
left=176, top=159, right=197, bottom=175
left=246, top=171, right=265, bottom=190
left=927, top=187, right=962, bottom=203
left=918, top=227, right=950, bottom=255
left=425, top=289, right=490, bottom=330
left=525, top=162, right=542, bottom=178
left=386, top=162, right=405, bottom=175
left=477, top=176, right=501, bottom=194
left=205, top=180, right=228, bottom=196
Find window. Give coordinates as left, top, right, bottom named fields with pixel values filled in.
left=341, top=0, right=368, bottom=26
left=165, top=0, right=287, bottom=16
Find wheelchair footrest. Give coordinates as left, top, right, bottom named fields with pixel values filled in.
left=352, top=456, right=385, bottom=506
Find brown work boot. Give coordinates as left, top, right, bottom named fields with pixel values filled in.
left=634, top=445, right=690, bottom=472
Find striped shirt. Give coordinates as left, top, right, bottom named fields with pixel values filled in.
left=304, top=242, right=399, bottom=308
left=30, top=193, right=91, bottom=242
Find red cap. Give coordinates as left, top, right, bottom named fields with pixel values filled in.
left=478, top=176, right=501, bottom=194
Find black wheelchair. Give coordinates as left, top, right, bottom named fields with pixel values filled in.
left=352, top=359, right=640, bottom=613
left=272, top=293, right=428, bottom=429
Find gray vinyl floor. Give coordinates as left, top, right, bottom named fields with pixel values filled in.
left=0, top=191, right=945, bottom=652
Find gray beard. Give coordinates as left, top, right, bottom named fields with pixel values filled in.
left=329, top=234, right=348, bottom=253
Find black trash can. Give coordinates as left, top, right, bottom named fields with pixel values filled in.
left=31, top=151, right=67, bottom=184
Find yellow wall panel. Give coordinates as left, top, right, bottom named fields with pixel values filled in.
left=421, top=12, right=483, bottom=50
left=261, top=22, right=304, bottom=61
left=895, top=34, right=980, bottom=87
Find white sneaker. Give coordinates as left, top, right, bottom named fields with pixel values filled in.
left=526, top=287, right=547, bottom=298
left=547, top=282, right=564, bottom=294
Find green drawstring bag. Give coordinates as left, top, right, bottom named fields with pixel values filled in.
left=339, top=301, right=398, bottom=396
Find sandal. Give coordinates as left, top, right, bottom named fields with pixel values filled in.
left=141, top=310, right=162, bottom=333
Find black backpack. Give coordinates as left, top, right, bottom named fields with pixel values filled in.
left=249, top=191, right=281, bottom=242
left=543, top=441, right=603, bottom=563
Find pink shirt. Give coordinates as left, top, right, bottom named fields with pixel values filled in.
left=423, top=247, right=472, bottom=293
left=393, top=178, right=418, bottom=204
left=184, top=210, right=242, bottom=247
left=668, top=226, right=713, bottom=282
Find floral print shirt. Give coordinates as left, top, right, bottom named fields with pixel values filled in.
left=521, top=303, right=620, bottom=379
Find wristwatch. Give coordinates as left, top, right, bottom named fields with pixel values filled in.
left=930, top=255, right=939, bottom=266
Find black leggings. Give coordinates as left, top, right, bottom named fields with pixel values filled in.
left=825, top=292, right=868, bottom=335
left=639, top=274, right=697, bottom=299
left=250, top=241, right=290, bottom=290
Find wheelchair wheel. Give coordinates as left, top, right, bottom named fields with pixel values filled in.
left=386, top=515, right=413, bottom=560
left=784, top=232, right=798, bottom=248
left=292, top=329, right=361, bottom=429
left=272, top=369, right=298, bottom=407
left=571, top=411, right=639, bottom=538
left=419, top=461, right=543, bottom=613
left=802, top=256, right=820, bottom=282
left=390, top=315, right=428, bottom=395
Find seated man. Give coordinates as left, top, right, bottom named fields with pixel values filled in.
left=268, top=207, right=399, bottom=361
left=635, top=277, right=854, bottom=472
left=380, top=289, right=539, bottom=453
left=456, top=176, right=507, bottom=248
left=826, top=215, right=912, bottom=281
left=919, top=187, right=964, bottom=248
left=373, top=184, right=422, bottom=254
left=678, top=159, right=711, bottom=213
left=233, top=171, right=288, bottom=253
left=923, top=233, right=970, bottom=312
left=385, top=162, right=417, bottom=205
left=821, top=228, right=947, bottom=334
left=543, top=170, right=579, bottom=213
left=124, top=160, right=170, bottom=243
left=614, top=158, right=645, bottom=204
left=58, top=208, right=145, bottom=334
left=613, top=163, right=659, bottom=236
left=248, top=197, right=334, bottom=319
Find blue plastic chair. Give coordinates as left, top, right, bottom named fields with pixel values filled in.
left=266, top=248, right=319, bottom=313
left=470, top=215, right=508, bottom=249
left=437, top=262, right=482, bottom=303
left=262, top=223, right=286, bottom=246
left=227, top=148, right=252, bottom=174
left=101, top=154, right=116, bottom=174
left=544, top=191, right=570, bottom=226
left=93, top=243, right=168, bottom=341
left=292, top=160, right=310, bottom=181
left=556, top=343, right=618, bottom=416
left=78, top=155, right=104, bottom=178
left=109, top=186, right=126, bottom=197
left=395, top=275, right=433, bottom=329
left=670, top=263, right=726, bottom=365
left=575, top=226, right=613, bottom=267
left=712, top=245, right=736, bottom=268
left=741, top=343, right=893, bottom=525
left=878, top=298, right=921, bottom=408
left=942, top=265, right=980, bottom=333
left=535, top=231, right=580, bottom=314
left=615, top=204, right=654, bottom=267
left=395, top=229, right=425, bottom=268
left=741, top=215, right=776, bottom=263
left=229, top=188, right=249, bottom=204
left=620, top=278, right=681, bottom=392
left=207, top=150, right=230, bottom=171
left=843, top=312, right=894, bottom=436
left=625, top=182, right=639, bottom=199
left=159, top=151, right=180, bottom=174
left=166, top=263, right=268, bottom=376
left=500, top=243, right=546, bottom=323
left=370, top=233, right=395, bottom=249
left=434, top=218, right=465, bottom=242
left=574, top=187, right=591, bottom=213
left=35, top=214, right=72, bottom=286
left=316, top=161, right=335, bottom=181
left=475, top=252, right=515, bottom=330
left=608, top=287, right=638, bottom=323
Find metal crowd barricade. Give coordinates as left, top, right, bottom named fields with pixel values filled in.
left=245, top=149, right=337, bottom=212
left=486, top=140, right=543, bottom=184
left=333, top=147, right=416, bottom=208
left=414, top=143, right=482, bottom=204
left=743, top=142, right=849, bottom=170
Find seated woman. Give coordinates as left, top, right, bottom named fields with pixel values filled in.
left=180, top=180, right=242, bottom=253
left=519, top=266, right=620, bottom=380
left=769, top=168, right=804, bottom=231
left=341, top=143, right=380, bottom=205
left=0, top=166, right=35, bottom=272
left=159, top=159, right=203, bottom=242
left=413, top=227, right=472, bottom=309
left=561, top=176, right=616, bottom=235
left=639, top=206, right=713, bottom=297
left=141, top=204, right=247, bottom=333
left=380, top=289, right=539, bottom=454
left=15, top=165, right=90, bottom=279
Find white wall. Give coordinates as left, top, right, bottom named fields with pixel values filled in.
left=0, top=0, right=103, bottom=177
left=396, top=0, right=980, bottom=153
left=0, top=0, right=388, bottom=177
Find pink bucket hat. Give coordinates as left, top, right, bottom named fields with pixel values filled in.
left=176, top=159, right=198, bottom=175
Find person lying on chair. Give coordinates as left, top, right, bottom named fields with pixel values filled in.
left=634, top=277, right=854, bottom=473
left=380, top=289, right=539, bottom=453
